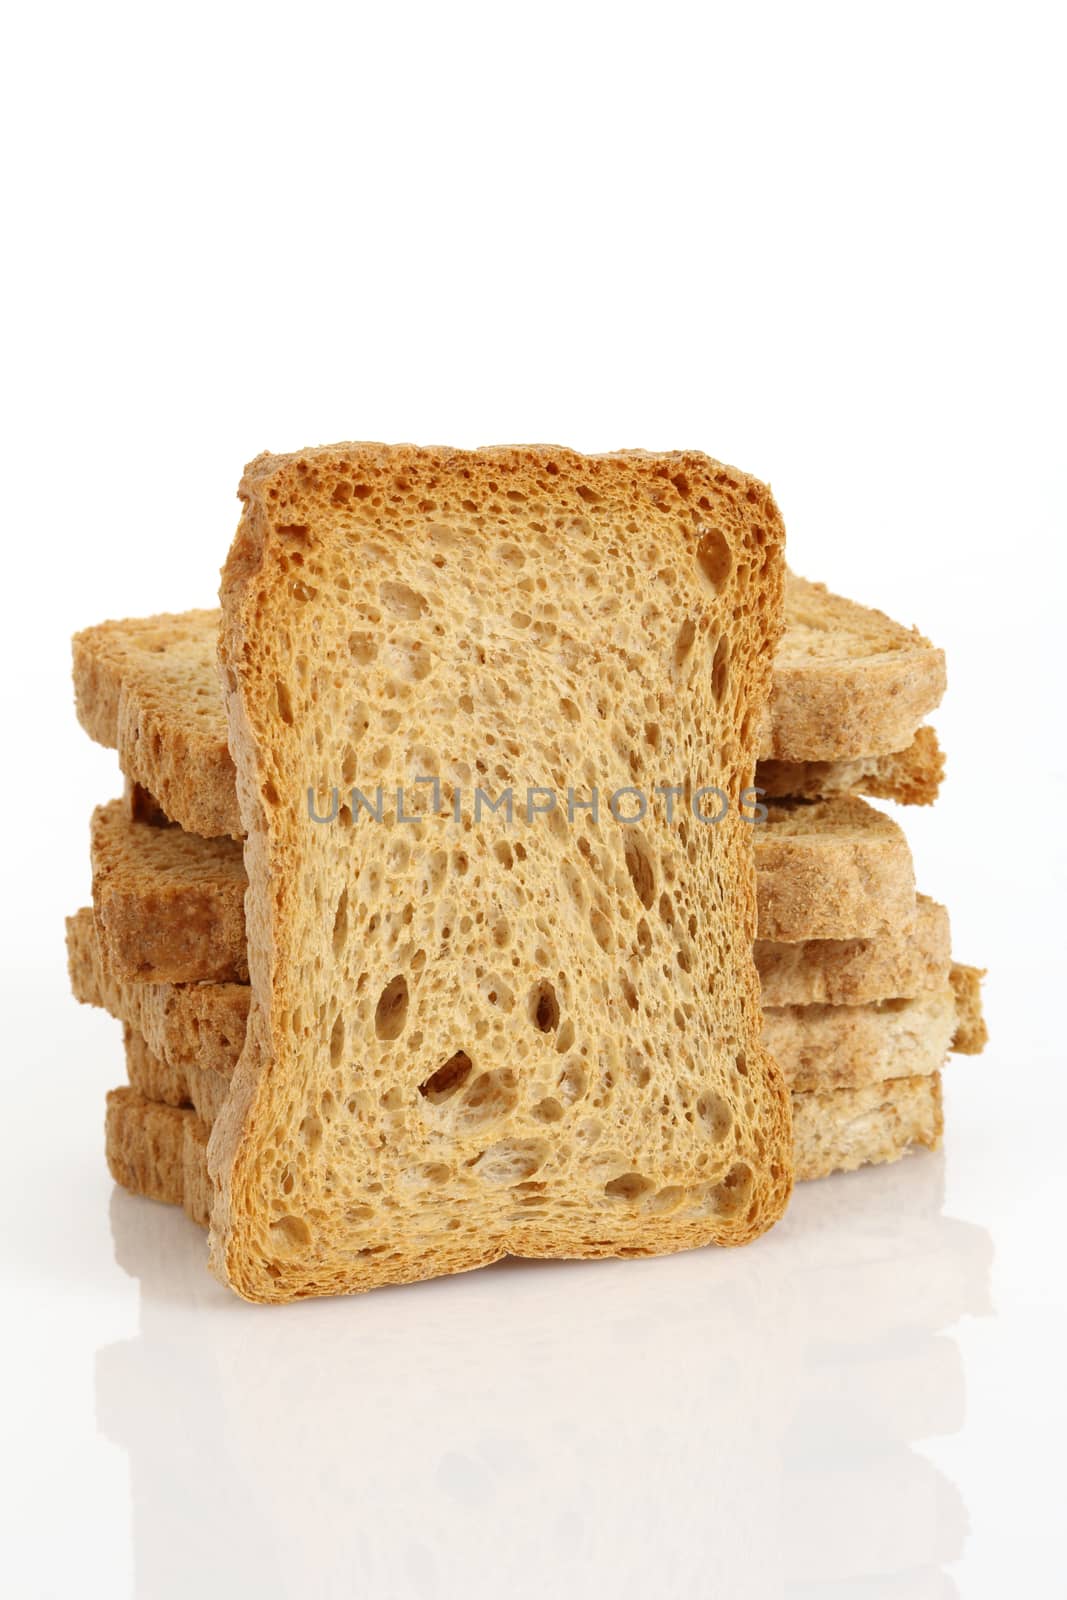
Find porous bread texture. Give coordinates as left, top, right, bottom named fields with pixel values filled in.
left=86, top=781, right=913, bottom=994
left=90, top=801, right=247, bottom=983
left=755, top=894, right=950, bottom=1006
left=106, top=1086, right=212, bottom=1225
left=67, top=908, right=250, bottom=1080
left=210, top=442, right=792, bottom=1301
left=762, top=988, right=956, bottom=1093
left=949, top=963, right=988, bottom=1055
left=791, top=1074, right=943, bottom=1181
left=761, top=574, right=945, bottom=761
left=106, top=1067, right=942, bottom=1219
left=73, top=611, right=240, bottom=839
left=754, top=796, right=915, bottom=943
left=73, top=573, right=942, bottom=842
left=756, top=725, right=944, bottom=806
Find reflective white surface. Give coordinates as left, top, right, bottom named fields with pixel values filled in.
left=6, top=984, right=1064, bottom=1597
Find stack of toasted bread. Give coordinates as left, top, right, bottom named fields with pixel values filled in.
left=65, top=446, right=984, bottom=1299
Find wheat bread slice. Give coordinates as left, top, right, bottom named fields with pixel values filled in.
left=73, top=611, right=241, bottom=838
left=67, top=908, right=250, bottom=1077
left=74, top=575, right=944, bottom=842
left=204, top=442, right=792, bottom=1301
left=86, top=786, right=915, bottom=988
left=105, top=1069, right=941, bottom=1217
left=755, top=894, right=951, bottom=1006
left=762, top=989, right=955, bottom=1093
left=761, top=574, right=945, bottom=761
left=792, top=1074, right=943, bottom=1181
left=106, top=1086, right=212, bottom=1225
left=756, top=725, right=944, bottom=806
left=755, top=796, right=915, bottom=943
left=90, top=800, right=247, bottom=983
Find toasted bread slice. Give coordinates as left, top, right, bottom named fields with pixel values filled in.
left=756, top=725, right=944, bottom=806
left=67, top=908, right=250, bottom=1077
left=73, top=611, right=240, bottom=838
left=73, top=576, right=944, bottom=841
left=754, top=796, right=915, bottom=943
left=762, top=575, right=945, bottom=761
left=104, top=1068, right=942, bottom=1217
left=792, top=1074, right=943, bottom=1181
left=205, top=443, right=791, bottom=1300
left=106, top=1086, right=212, bottom=1225
left=755, top=894, right=950, bottom=1006
left=762, top=989, right=955, bottom=1093
left=90, top=800, right=247, bottom=982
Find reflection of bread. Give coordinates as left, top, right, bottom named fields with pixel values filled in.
left=210, top=444, right=792, bottom=1300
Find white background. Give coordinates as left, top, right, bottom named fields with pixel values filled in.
left=2, top=2, right=1064, bottom=1595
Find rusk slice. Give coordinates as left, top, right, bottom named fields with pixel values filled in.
left=761, top=574, right=946, bottom=761
left=73, top=611, right=240, bottom=839
left=73, top=576, right=944, bottom=842
left=792, top=1074, right=943, bottom=1181
left=762, top=989, right=956, bottom=1093
left=66, top=908, right=250, bottom=1079
left=756, top=725, right=944, bottom=806
left=754, top=797, right=915, bottom=943
left=105, top=1086, right=212, bottom=1226
left=755, top=894, right=951, bottom=1006
left=210, top=443, right=791, bottom=1301
left=91, top=801, right=247, bottom=983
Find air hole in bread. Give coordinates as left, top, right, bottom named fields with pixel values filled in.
left=532, top=1096, right=564, bottom=1123
left=379, top=581, right=427, bottom=620
left=474, top=1138, right=550, bottom=1184
left=270, top=1215, right=311, bottom=1253
left=696, top=526, right=733, bottom=591
left=623, top=835, right=656, bottom=909
left=329, top=1012, right=345, bottom=1068
left=374, top=975, right=409, bottom=1040
left=673, top=617, right=696, bottom=672
left=529, top=979, right=560, bottom=1034
left=696, top=1090, right=733, bottom=1143
left=711, top=636, right=731, bottom=703
left=557, top=1060, right=587, bottom=1105
left=456, top=1068, right=518, bottom=1128
left=709, top=1161, right=753, bottom=1216
left=604, top=1172, right=653, bottom=1201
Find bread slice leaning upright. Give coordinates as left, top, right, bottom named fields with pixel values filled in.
left=209, top=443, right=792, bottom=1302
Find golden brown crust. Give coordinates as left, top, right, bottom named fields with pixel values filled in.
left=210, top=443, right=792, bottom=1301
left=90, top=801, right=247, bottom=983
